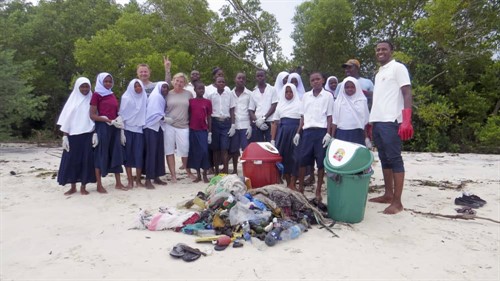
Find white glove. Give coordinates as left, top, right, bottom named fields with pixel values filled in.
left=270, top=140, right=276, bottom=147
left=246, top=127, right=252, bottom=140
left=208, top=132, right=212, bottom=144
left=255, top=116, right=265, bottom=127
left=92, top=133, right=99, bottom=148
left=120, top=130, right=126, bottom=146
left=293, top=133, right=300, bottom=146
left=111, top=116, right=124, bottom=129
left=259, top=123, right=269, bottom=131
left=62, top=136, right=70, bottom=152
left=322, top=133, right=332, bottom=148
left=163, top=117, right=174, bottom=125
left=228, top=124, right=236, bottom=137
left=365, top=137, right=372, bottom=149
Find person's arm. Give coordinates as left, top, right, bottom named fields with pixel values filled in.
left=249, top=110, right=257, bottom=123
left=296, top=116, right=304, bottom=135
left=271, top=120, right=279, bottom=141
left=90, top=105, right=111, bottom=123
left=401, top=85, right=412, bottom=108
left=264, top=103, right=277, bottom=120
left=326, top=115, right=333, bottom=136
left=230, top=107, right=235, bottom=124
left=163, top=56, right=171, bottom=85
left=331, top=123, right=337, bottom=139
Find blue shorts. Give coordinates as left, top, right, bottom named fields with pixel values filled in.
left=211, top=118, right=231, bottom=151
left=298, top=128, right=327, bottom=169
left=229, top=129, right=249, bottom=154
left=373, top=122, right=404, bottom=173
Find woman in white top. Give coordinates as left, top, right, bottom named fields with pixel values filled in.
left=273, top=71, right=289, bottom=95
left=286, top=73, right=306, bottom=100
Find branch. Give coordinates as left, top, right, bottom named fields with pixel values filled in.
left=405, top=208, right=500, bottom=224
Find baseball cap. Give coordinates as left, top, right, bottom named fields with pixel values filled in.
left=342, top=59, right=360, bottom=68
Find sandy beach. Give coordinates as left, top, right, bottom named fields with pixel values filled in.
left=1, top=143, right=499, bottom=280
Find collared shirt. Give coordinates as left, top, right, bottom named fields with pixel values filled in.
left=231, top=87, right=252, bottom=129
left=249, top=83, right=278, bottom=122
left=185, top=83, right=196, bottom=98
left=302, top=89, right=334, bottom=129
left=205, top=88, right=236, bottom=118
left=370, top=59, right=411, bottom=123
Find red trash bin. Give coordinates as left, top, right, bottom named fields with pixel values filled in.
left=241, top=142, right=282, bottom=188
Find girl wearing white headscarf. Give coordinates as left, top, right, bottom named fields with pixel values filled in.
left=119, top=79, right=148, bottom=189
left=286, top=73, right=306, bottom=100
left=143, top=82, right=169, bottom=189
left=331, top=77, right=369, bottom=146
left=273, top=71, right=289, bottom=95
left=325, top=76, right=339, bottom=99
left=271, top=83, right=303, bottom=190
left=57, top=77, right=97, bottom=195
left=90, top=72, right=126, bottom=193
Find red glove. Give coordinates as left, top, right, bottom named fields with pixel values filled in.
left=365, top=124, right=373, bottom=140
left=398, top=108, right=414, bottom=141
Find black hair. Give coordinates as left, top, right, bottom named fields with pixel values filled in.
left=377, top=40, right=394, bottom=50
left=211, top=67, right=222, bottom=76
left=192, top=80, right=205, bottom=88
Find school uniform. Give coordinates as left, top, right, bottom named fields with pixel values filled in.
left=274, top=83, right=303, bottom=176
left=187, top=98, right=212, bottom=170
left=248, top=83, right=278, bottom=142
left=286, top=73, right=306, bottom=100
left=143, top=82, right=167, bottom=180
left=119, top=79, right=147, bottom=169
left=333, top=77, right=369, bottom=146
left=91, top=72, right=123, bottom=177
left=298, top=88, right=334, bottom=169
left=205, top=87, right=236, bottom=151
left=229, top=87, right=252, bottom=154
left=57, top=77, right=96, bottom=186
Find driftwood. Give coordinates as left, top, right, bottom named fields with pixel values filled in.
left=405, top=208, right=500, bottom=224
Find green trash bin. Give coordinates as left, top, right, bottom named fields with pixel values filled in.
left=323, top=139, right=374, bottom=223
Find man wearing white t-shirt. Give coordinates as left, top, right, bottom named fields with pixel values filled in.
left=368, top=40, right=414, bottom=215
left=249, top=69, right=278, bottom=142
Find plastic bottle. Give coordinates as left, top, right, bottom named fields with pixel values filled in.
left=280, top=224, right=306, bottom=241
left=195, top=229, right=216, bottom=237
left=264, top=227, right=282, bottom=247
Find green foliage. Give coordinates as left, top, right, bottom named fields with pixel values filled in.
left=477, top=115, right=500, bottom=149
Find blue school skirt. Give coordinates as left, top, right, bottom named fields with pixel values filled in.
left=57, top=132, right=96, bottom=185
left=94, top=122, right=123, bottom=176
left=187, top=129, right=210, bottom=170
left=276, top=118, right=300, bottom=176
left=335, top=128, right=365, bottom=146
left=144, top=127, right=166, bottom=179
left=124, top=130, right=145, bottom=169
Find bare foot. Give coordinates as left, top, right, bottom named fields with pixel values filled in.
left=369, top=194, right=393, bottom=204
left=203, top=176, right=209, bottom=183
left=187, top=173, right=197, bottom=180
left=80, top=188, right=89, bottom=195
left=154, top=178, right=167, bottom=185
left=136, top=181, right=145, bottom=188
left=383, top=202, right=404, bottom=214
left=179, top=164, right=185, bottom=169
left=170, top=177, right=177, bottom=184
left=193, top=177, right=201, bottom=183
left=96, top=185, right=108, bottom=194
left=145, top=181, right=155, bottom=189
left=125, top=182, right=134, bottom=189
left=115, top=183, right=128, bottom=191
left=64, top=187, right=77, bottom=196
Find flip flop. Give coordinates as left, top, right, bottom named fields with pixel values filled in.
left=214, top=244, right=228, bottom=251
left=169, top=243, right=186, bottom=258
left=182, top=251, right=201, bottom=262
left=454, top=197, right=481, bottom=209
left=464, top=194, right=486, bottom=206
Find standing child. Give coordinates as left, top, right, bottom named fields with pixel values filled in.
left=249, top=69, right=278, bottom=142
left=294, top=72, right=334, bottom=203
left=90, top=72, right=126, bottom=193
left=143, top=82, right=169, bottom=189
left=119, top=79, right=147, bottom=189
left=187, top=81, right=213, bottom=182
left=331, top=77, right=370, bottom=145
left=270, top=83, right=303, bottom=190
left=57, top=77, right=97, bottom=195
left=286, top=73, right=306, bottom=100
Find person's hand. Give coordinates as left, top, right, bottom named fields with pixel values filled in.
left=163, top=55, right=171, bottom=71
left=365, top=137, right=372, bottom=149
left=245, top=127, right=252, bottom=140
left=228, top=124, right=236, bottom=137
left=259, top=122, right=269, bottom=131
left=100, top=116, right=112, bottom=125
left=163, top=117, right=174, bottom=125
left=111, top=116, right=124, bottom=129
left=62, top=136, right=70, bottom=152
left=120, top=130, right=126, bottom=146
left=398, top=108, right=414, bottom=141
left=293, top=133, right=300, bottom=146
left=92, top=133, right=99, bottom=148
left=365, top=123, right=373, bottom=140
left=255, top=116, right=265, bottom=128
left=270, top=140, right=276, bottom=147
left=208, top=132, right=212, bottom=144
left=322, top=133, right=332, bottom=148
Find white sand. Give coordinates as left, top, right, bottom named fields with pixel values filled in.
left=1, top=143, right=499, bottom=280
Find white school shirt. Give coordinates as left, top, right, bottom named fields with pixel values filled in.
left=185, top=83, right=196, bottom=98
left=231, top=87, right=252, bottom=129
left=302, top=89, right=334, bottom=129
left=370, top=59, right=411, bottom=123
left=248, top=83, right=278, bottom=122
left=205, top=88, right=236, bottom=118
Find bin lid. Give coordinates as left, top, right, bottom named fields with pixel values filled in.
left=241, top=142, right=282, bottom=161
left=323, top=139, right=373, bottom=174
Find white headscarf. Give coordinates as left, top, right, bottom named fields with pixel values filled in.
left=325, top=76, right=338, bottom=94
left=95, top=72, right=114, bottom=97
left=333, top=77, right=369, bottom=128
left=274, top=71, right=289, bottom=95
left=275, top=83, right=303, bottom=120
left=287, top=73, right=306, bottom=99
left=57, top=77, right=94, bottom=135
left=119, top=79, right=147, bottom=127
left=145, top=81, right=167, bottom=128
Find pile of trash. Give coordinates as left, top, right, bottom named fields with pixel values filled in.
left=131, top=174, right=332, bottom=258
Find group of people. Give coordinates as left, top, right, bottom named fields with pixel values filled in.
left=57, top=40, right=413, bottom=215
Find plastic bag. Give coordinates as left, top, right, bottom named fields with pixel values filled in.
left=229, top=201, right=272, bottom=226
